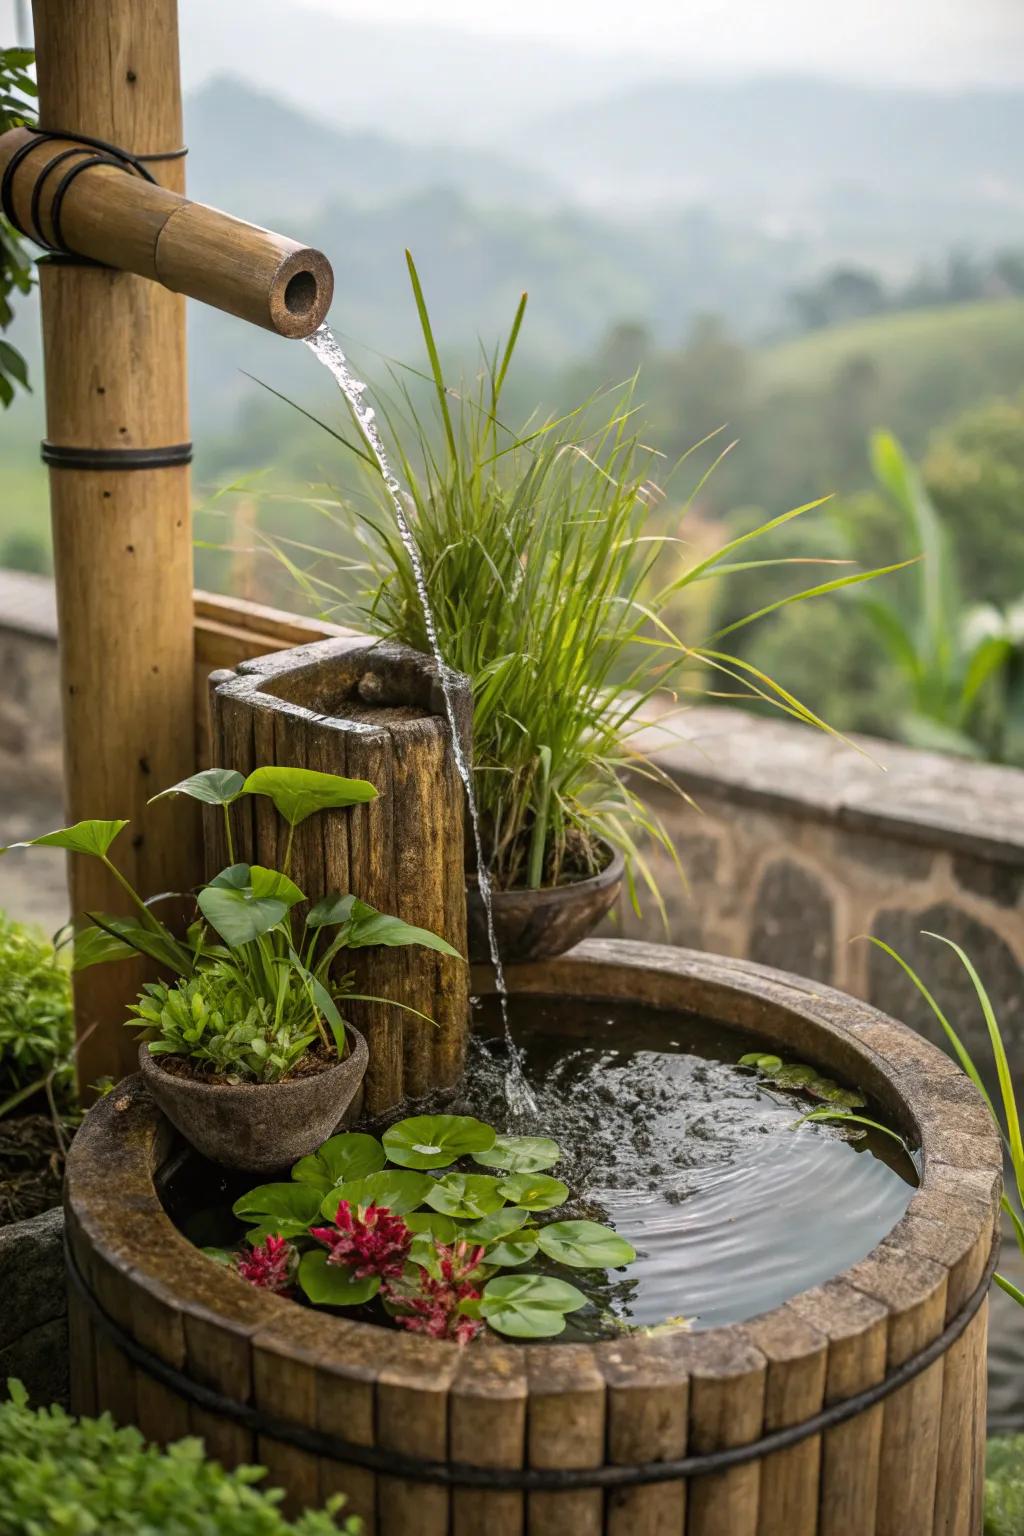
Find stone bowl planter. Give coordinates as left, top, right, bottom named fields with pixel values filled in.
left=467, top=844, right=625, bottom=963
left=138, top=1025, right=368, bottom=1173
left=64, top=940, right=999, bottom=1535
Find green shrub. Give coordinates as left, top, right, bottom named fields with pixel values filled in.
left=986, top=1435, right=1024, bottom=1535
left=0, top=1380, right=359, bottom=1534
left=0, top=912, right=74, bottom=1112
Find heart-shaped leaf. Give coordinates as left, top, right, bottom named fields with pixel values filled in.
left=461, top=1208, right=532, bottom=1243
left=4, top=819, right=127, bottom=859
left=342, top=899, right=463, bottom=958
left=306, top=893, right=357, bottom=930
left=292, top=1133, right=386, bottom=1190
left=479, top=1274, right=588, bottom=1338
left=299, top=1248, right=380, bottom=1307
left=243, top=767, right=378, bottom=827
left=149, top=769, right=245, bottom=807
left=383, top=1114, right=495, bottom=1170
left=198, top=880, right=288, bottom=948
left=498, top=1173, right=569, bottom=1212
left=472, top=1135, right=560, bottom=1173
left=324, top=1169, right=432, bottom=1219
left=423, top=1172, right=505, bottom=1219
left=249, top=866, right=306, bottom=908
left=536, top=1220, right=637, bottom=1269
left=486, top=1232, right=539, bottom=1268
left=404, top=1211, right=458, bottom=1243
left=232, top=1183, right=322, bottom=1239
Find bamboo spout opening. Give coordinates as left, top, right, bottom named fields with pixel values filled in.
left=0, top=125, right=334, bottom=338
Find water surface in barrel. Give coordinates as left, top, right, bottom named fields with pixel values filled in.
left=162, top=994, right=916, bottom=1338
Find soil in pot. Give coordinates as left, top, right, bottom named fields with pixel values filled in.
left=0, top=1113, right=73, bottom=1225
left=160, top=994, right=915, bottom=1337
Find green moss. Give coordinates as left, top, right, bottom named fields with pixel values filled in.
left=987, top=1435, right=1024, bottom=1535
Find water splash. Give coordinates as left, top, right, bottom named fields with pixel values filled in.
left=305, top=323, right=537, bottom=1115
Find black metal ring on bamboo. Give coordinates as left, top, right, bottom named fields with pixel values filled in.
left=63, top=1232, right=999, bottom=1492
left=40, top=442, right=194, bottom=470
left=0, top=127, right=160, bottom=252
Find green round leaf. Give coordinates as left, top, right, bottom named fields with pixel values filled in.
left=424, top=1172, right=505, bottom=1219
left=536, top=1220, right=637, bottom=1269
left=299, top=1248, right=380, bottom=1307
left=325, top=1169, right=432, bottom=1219
left=384, top=1114, right=496, bottom=1169
left=498, top=1173, right=569, bottom=1211
left=197, top=882, right=288, bottom=948
left=485, top=1233, right=539, bottom=1268
left=461, top=1207, right=532, bottom=1243
left=472, top=1135, right=561, bottom=1173
left=479, top=1273, right=588, bottom=1338
left=738, top=1052, right=782, bottom=1069
left=233, top=1182, right=322, bottom=1231
left=404, top=1211, right=458, bottom=1242
left=292, top=1133, right=386, bottom=1190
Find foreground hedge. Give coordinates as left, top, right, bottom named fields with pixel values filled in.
left=0, top=1382, right=359, bottom=1534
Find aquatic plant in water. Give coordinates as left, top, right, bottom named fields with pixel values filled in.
left=222, top=1116, right=635, bottom=1340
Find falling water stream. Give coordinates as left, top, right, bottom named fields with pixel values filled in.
left=305, top=324, right=537, bottom=1114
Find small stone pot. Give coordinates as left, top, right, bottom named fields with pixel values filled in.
left=467, top=845, right=625, bottom=964
left=137, top=1026, right=368, bottom=1173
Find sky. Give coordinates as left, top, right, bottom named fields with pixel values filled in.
left=291, top=0, right=1024, bottom=86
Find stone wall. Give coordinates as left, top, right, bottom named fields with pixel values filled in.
left=612, top=706, right=1024, bottom=1073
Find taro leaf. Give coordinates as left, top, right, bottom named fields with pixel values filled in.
left=306, top=893, right=357, bottom=930
left=383, top=1114, right=495, bottom=1170
left=423, top=1172, right=505, bottom=1219
left=242, top=766, right=378, bottom=827
left=232, top=1182, right=322, bottom=1240
left=149, top=768, right=245, bottom=807
left=324, top=1169, right=433, bottom=1219
left=479, top=1273, right=588, bottom=1338
left=472, top=1135, right=560, bottom=1173
left=485, top=1232, right=539, bottom=1268
left=299, top=1248, right=380, bottom=1307
left=536, top=1220, right=637, bottom=1270
left=197, top=879, right=288, bottom=948
left=3, top=818, right=128, bottom=858
left=461, top=1208, right=532, bottom=1243
left=342, top=897, right=463, bottom=958
left=498, top=1173, right=569, bottom=1212
left=291, top=1133, right=386, bottom=1190
left=249, top=866, right=306, bottom=908
left=71, top=922, right=138, bottom=971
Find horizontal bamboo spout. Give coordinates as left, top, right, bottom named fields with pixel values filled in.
left=0, top=125, right=333, bottom=337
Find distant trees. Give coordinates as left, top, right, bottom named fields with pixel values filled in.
left=787, top=249, right=1024, bottom=337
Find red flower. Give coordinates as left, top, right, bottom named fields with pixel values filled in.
left=235, top=1234, right=296, bottom=1296
left=310, top=1200, right=412, bottom=1280
left=389, top=1239, right=486, bottom=1345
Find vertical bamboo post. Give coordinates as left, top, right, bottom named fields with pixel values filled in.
left=32, top=0, right=196, bottom=1090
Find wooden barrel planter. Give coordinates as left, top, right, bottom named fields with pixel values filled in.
left=64, top=940, right=1000, bottom=1536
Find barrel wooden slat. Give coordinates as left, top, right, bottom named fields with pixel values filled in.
left=742, top=1306, right=827, bottom=1536
left=683, top=1332, right=767, bottom=1536
left=845, top=1247, right=949, bottom=1536
left=377, top=1343, right=460, bottom=1535
left=252, top=1312, right=323, bottom=1520
left=932, top=1303, right=988, bottom=1536
left=603, top=1336, right=689, bottom=1536
left=317, top=1326, right=405, bottom=1532
left=66, top=1288, right=97, bottom=1419
left=526, top=1346, right=606, bottom=1536
left=450, top=1344, right=528, bottom=1536
left=788, top=1279, right=889, bottom=1536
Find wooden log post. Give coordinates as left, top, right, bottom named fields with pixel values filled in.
left=207, top=637, right=471, bottom=1113
left=12, top=1, right=333, bottom=1092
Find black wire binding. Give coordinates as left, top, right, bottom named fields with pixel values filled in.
left=41, top=442, right=193, bottom=471
left=64, top=1232, right=998, bottom=1492
left=1, top=127, right=186, bottom=258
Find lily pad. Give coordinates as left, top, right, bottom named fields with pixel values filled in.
left=232, top=1182, right=322, bottom=1240
left=479, top=1273, right=588, bottom=1338
left=472, top=1135, right=560, bottom=1173
left=291, top=1133, right=386, bottom=1191
left=498, top=1173, right=569, bottom=1212
left=324, top=1170, right=432, bottom=1219
left=461, top=1208, right=532, bottom=1243
left=485, top=1233, right=539, bottom=1268
left=383, top=1114, right=496, bottom=1170
left=423, top=1172, right=506, bottom=1219
left=536, top=1220, right=637, bottom=1269
left=299, top=1249, right=380, bottom=1307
